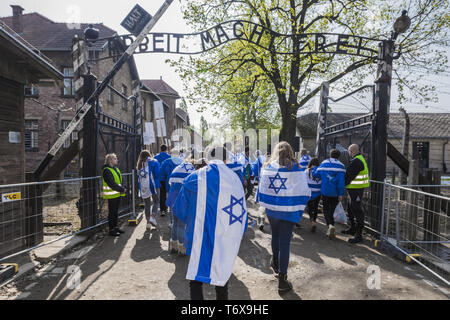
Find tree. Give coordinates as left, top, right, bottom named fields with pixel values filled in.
left=172, top=0, right=450, bottom=146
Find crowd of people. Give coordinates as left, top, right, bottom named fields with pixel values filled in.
left=101, top=140, right=370, bottom=299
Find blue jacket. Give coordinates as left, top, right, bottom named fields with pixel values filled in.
left=154, top=152, right=171, bottom=166
left=160, top=157, right=183, bottom=185
left=312, top=158, right=346, bottom=197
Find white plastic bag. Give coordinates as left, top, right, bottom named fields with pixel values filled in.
left=333, top=202, right=348, bottom=225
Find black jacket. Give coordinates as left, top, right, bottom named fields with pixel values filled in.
left=102, top=165, right=126, bottom=193
left=345, top=154, right=365, bottom=186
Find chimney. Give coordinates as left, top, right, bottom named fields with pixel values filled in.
left=11, top=5, right=24, bottom=33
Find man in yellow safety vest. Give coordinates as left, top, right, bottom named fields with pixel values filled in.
left=102, top=153, right=127, bottom=237
left=343, top=144, right=370, bottom=244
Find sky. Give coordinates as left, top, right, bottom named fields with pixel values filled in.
left=1, top=0, right=449, bottom=128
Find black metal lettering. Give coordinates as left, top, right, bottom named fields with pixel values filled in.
left=315, top=34, right=327, bottom=53
left=250, top=24, right=265, bottom=45
left=139, top=36, right=149, bottom=53
left=153, top=33, right=165, bottom=52
left=172, top=34, right=184, bottom=53
left=233, top=21, right=244, bottom=39
left=336, top=34, right=349, bottom=54
left=215, top=25, right=230, bottom=44
left=200, top=30, right=216, bottom=51
left=357, top=36, right=363, bottom=56
left=122, top=35, right=134, bottom=47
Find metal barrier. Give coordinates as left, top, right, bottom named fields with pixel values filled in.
left=373, top=182, right=450, bottom=286
left=0, top=172, right=136, bottom=262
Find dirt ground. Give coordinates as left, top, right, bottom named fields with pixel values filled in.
left=0, top=199, right=449, bottom=300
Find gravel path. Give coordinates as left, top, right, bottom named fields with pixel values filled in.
left=1, top=201, right=449, bottom=300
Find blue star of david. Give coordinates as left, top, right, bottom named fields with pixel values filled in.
left=181, top=163, right=194, bottom=172
left=268, top=173, right=288, bottom=194
left=222, top=196, right=246, bottom=225
left=138, top=169, right=147, bottom=178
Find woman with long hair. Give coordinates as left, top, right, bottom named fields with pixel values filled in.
left=136, top=150, right=161, bottom=230
left=256, top=142, right=311, bottom=294
left=305, top=158, right=321, bottom=233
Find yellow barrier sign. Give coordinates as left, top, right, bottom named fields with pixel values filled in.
left=2, top=192, right=21, bottom=203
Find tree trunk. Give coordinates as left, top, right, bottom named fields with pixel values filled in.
left=280, top=107, right=297, bottom=149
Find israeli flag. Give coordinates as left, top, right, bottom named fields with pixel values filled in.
left=256, top=161, right=311, bottom=212
left=299, top=155, right=312, bottom=171
left=187, top=160, right=248, bottom=286
left=166, top=162, right=195, bottom=208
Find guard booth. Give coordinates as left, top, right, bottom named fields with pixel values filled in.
left=0, top=24, right=63, bottom=257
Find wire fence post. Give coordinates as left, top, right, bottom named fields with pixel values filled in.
left=132, top=170, right=136, bottom=219
left=385, top=184, right=392, bottom=241
left=394, top=186, right=400, bottom=245
left=380, top=182, right=387, bottom=238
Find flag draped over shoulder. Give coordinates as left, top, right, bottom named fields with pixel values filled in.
left=166, top=162, right=195, bottom=208
left=256, top=162, right=311, bottom=213
left=174, top=160, right=248, bottom=286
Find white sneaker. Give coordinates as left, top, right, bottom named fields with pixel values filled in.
left=146, top=223, right=152, bottom=230
left=169, top=240, right=178, bottom=254
left=149, top=216, right=157, bottom=227
left=328, top=225, right=336, bottom=239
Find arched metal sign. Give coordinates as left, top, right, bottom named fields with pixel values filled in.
left=90, top=20, right=382, bottom=60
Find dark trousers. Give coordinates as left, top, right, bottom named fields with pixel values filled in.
left=307, top=196, right=321, bottom=222
left=322, top=196, right=339, bottom=226
left=108, top=197, right=121, bottom=231
left=160, top=181, right=167, bottom=212
left=189, top=280, right=229, bottom=300
left=244, top=179, right=254, bottom=200
left=267, top=215, right=295, bottom=275
left=347, top=189, right=365, bottom=235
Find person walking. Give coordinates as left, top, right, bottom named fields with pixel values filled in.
left=343, top=144, right=370, bottom=244
left=166, top=152, right=195, bottom=255
left=155, top=145, right=171, bottom=216
left=299, top=149, right=312, bottom=172
left=311, top=149, right=346, bottom=239
left=305, top=158, right=321, bottom=233
left=136, top=150, right=160, bottom=230
left=102, top=153, right=127, bottom=237
left=172, top=146, right=248, bottom=300
left=256, top=142, right=311, bottom=294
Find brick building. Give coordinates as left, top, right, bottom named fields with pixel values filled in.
left=140, top=78, right=182, bottom=154
left=0, top=5, right=140, bottom=176
left=0, top=22, right=63, bottom=256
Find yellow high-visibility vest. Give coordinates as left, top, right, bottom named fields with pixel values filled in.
left=102, top=167, right=125, bottom=199
left=346, top=155, right=370, bottom=189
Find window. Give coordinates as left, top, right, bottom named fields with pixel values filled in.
left=25, top=120, right=39, bottom=151
left=107, top=78, right=115, bottom=104
left=24, top=85, right=39, bottom=97
left=122, top=84, right=128, bottom=110
left=63, top=67, right=75, bottom=96
left=61, top=120, right=78, bottom=149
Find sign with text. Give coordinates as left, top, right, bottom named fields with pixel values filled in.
left=120, top=4, right=152, bottom=37
left=154, top=100, right=165, bottom=119
left=106, top=20, right=381, bottom=59
left=2, top=192, right=21, bottom=203
left=156, top=119, right=166, bottom=137
left=144, top=122, right=156, bottom=144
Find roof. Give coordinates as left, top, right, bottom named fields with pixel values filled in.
left=0, top=25, right=63, bottom=81
left=176, top=108, right=189, bottom=123
left=297, top=112, right=450, bottom=139
left=0, top=12, right=115, bottom=51
left=141, top=79, right=180, bottom=99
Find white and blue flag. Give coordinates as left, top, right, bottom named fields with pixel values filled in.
left=173, top=160, right=248, bottom=286
left=256, top=161, right=311, bottom=216
left=299, top=154, right=312, bottom=171
left=166, top=162, right=195, bottom=208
